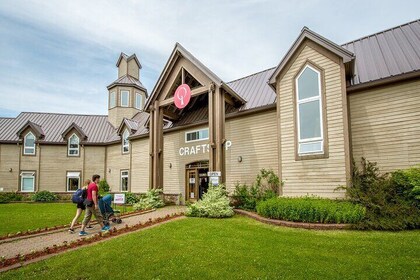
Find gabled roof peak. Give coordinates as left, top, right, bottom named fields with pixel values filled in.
left=61, top=122, right=87, bottom=140
left=16, top=120, right=45, bottom=139
left=116, top=52, right=142, bottom=69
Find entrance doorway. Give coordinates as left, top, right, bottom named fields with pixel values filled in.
left=185, top=161, right=209, bottom=202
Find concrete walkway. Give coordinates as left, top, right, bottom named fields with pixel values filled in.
left=0, top=206, right=186, bottom=259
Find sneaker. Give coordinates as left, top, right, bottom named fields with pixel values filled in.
left=68, top=228, right=75, bottom=234
left=101, top=226, right=110, bottom=232
left=86, top=225, right=94, bottom=229
left=79, top=231, right=88, bottom=236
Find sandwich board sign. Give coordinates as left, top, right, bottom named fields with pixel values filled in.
left=114, top=193, right=126, bottom=204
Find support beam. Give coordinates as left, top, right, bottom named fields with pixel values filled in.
left=162, top=108, right=180, bottom=121
left=208, top=83, right=216, bottom=171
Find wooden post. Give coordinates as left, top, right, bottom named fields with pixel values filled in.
left=149, top=107, right=155, bottom=189
left=158, top=106, right=164, bottom=189
left=208, top=83, right=216, bottom=171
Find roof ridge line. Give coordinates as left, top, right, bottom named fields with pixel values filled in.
left=227, top=67, right=276, bottom=84
left=341, top=18, right=420, bottom=46
left=19, top=111, right=108, bottom=117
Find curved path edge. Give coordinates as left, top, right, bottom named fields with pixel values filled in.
left=234, top=209, right=351, bottom=230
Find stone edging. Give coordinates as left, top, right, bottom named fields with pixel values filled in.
left=0, top=213, right=185, bottom=271
left=0, top=209, right=156, bottom=244
left=234, top=209, right=350, bottom=230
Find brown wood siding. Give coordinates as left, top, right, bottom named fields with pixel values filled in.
left=225, top=110, right=279, bottom=192
left=130, top=139, right=149, bottom=193
left=278, top=44, right=347, bottom=198
left=84, top=146, right=106, bottom=182
left=0, top=144, right=20, bottom=192
left=349, top=79, right=420, bottom=172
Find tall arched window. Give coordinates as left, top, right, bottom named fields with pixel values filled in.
left=24, top=132, right=36, bottom=155
left=122, top=129, right=130, bottom=153
left=68, top=134, right=80, bottom=156
left=296, top=65, right=323, bottom=155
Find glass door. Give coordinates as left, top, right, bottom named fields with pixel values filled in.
left=186, top=169, right=198, bottom=202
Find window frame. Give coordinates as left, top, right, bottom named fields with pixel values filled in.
left=20, top=171, right=35, bottom=192
left=294, top=62, right=328, bottom=160
left=120, top=90, right=130, bottom=107
left=66, top=171, right=81, bottom=192
left=185, top=128, right=209, bottom=143
left=120, top=170, right=129, bottom=192
left=122, top=129, right=130, bottom=154
left=110, top=91, right=116, bottom=108
left=23, top=132, right=36, bottom=155
left=135, top=92, right=142, bottom=110
left=68, top=133, right=80, bottom=157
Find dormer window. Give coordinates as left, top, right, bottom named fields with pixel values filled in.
left=23, top=132, right=36, bottom=155
left=122, top=129, right=130, bottom=153
left=68, top=134, right=80, bottom=156
left=121, top=90, right=129, bottom=107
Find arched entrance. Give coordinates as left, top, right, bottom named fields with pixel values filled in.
left=185, top=161, right=209, bottom=202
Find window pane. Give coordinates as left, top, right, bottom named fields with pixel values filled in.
left=110, top=92, right=116, bottom=108
left=68, top=178, right=79, bottom=191
left=24, top=148, right=34, bottom=154
left=121, top=91, right=129, bottom=106
left=299, top=100, right=321, bottom=139
left=199, top=129, right=209, bottom=139
left=298, top=67, right=320, bottom=100
left=136, top=93, right=142, bottom=109
left=70, top=135, right=79, bottom=145
left=299, top=141, right=323, bottom=154
left=22, top=177, right=34, bottom=191
left=69, top=149, right=78, bottom=155
left=25, top=134, right=35, bottom=148
left=121, top=177, right=128, bottom=191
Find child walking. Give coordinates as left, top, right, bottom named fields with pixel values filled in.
left=69, top=179, right=93, bottom=233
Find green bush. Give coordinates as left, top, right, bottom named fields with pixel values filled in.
left=133, top=189, right=165, bottom=210
left=0, top=193, right=24, bottom=203
left=98, top=179, right=110, bottom=196
left=125, top=192, right=140, bottom=205
left=338, top=158, right=420, bottom=230
left=256, top=196, right=366, bottom=224
left=232, top=169, right=280, bottom=211
left=31, top=191, right=58, bottom=202
left=186, top=184, right=234, bottom=218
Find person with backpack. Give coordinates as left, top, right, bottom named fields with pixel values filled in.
left=68, top=179, right=93, bottom=233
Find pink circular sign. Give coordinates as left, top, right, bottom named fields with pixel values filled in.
left=174, top=84, right=191, bottom=109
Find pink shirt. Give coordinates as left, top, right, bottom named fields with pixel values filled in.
left=87, top=182, right=98, bottom=201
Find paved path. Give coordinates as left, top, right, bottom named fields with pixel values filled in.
left=0, top=206, right=186, bottom=259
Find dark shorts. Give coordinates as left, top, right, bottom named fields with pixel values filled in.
left=77, top=201, right=86, bottom=210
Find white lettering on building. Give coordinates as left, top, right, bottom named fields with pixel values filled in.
left=179, top=141, right=232, bottom=156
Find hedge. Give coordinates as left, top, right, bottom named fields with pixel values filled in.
left=256, top=196, right=365, bottom=224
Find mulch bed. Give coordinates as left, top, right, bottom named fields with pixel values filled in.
left=234, top=209, right=350, bottom=230
left=0, top=212, right=185, bottom=270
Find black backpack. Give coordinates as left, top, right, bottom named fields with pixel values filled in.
left=72, top=188, right=87, bottom=204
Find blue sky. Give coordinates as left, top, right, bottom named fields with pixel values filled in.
left=0, top=0, right=419, bottom=117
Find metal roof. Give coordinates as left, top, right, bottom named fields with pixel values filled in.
left=107, top=74, right=147, bottom=92
left=342, top=19, right=420, bottom=85
left=0, top=112, right=115, bottom=144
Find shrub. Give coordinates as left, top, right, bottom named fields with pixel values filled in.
left=125, top=192, right=140, bottom=205
left=133, top=189, right=164, bottom=210
left=31, top=191, right=58, bottom=202
left=98, top=179, right=110, bottom=196
left=338, top=158, right=420, bottom=230
left=186, top=184, right=234, bottom=218
left=256, top=196, right=366, bottom=224
left=0, top=193, right=23, bottom=203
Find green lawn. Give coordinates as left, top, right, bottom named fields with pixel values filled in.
left=1, top=216, right=419, bottom=279
left=0, top=203, right=133, bottom=236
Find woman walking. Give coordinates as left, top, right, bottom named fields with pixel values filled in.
left=69, top=179, right=93, bottom=233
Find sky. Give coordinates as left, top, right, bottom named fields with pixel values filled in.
left=0, top=0, right=419, bottom=117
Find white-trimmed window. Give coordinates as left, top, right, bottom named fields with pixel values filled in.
left=121, top=170, right=129, bottom=192
left=296, top=65, right=323, bottom=155
left=110, top=91, right=116, bottom=108
left=23, top=132, right=36, bottom=155
left=121, top=90, right=129, bottom=107
left=68, top=134, right=80, bottom=156
left=21, top=172, right=35, bottom=192
left=67, top=172, right=80, bottom=192
left=135, top=92, right=142, bottom=109
left=185, top=128, right=209, bottom=143
left=122, top=129, right=129, bottom=153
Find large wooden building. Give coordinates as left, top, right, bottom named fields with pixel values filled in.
left=1, top=20, right=419, bottom=202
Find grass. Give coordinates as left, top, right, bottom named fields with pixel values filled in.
left=1, top=215, right=419, bottom=279
left=0, top=203, right=133, bottom=236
